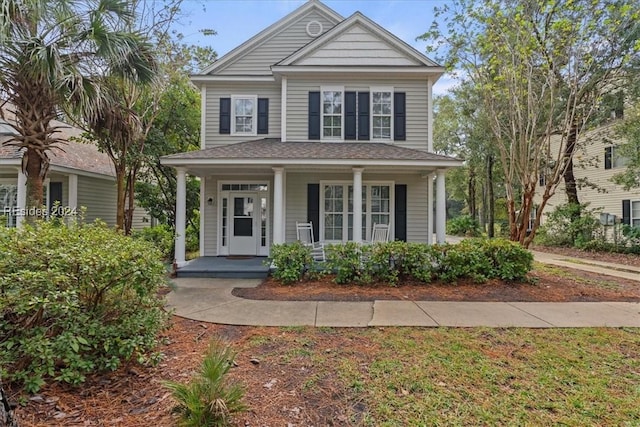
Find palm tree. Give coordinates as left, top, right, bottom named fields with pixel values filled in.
left=0, top=0, right=155, bottom=216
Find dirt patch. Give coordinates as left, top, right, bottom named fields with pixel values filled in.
left=234, top=267, right=640, bottom=302
left=532, top=245, right=640, bottom=266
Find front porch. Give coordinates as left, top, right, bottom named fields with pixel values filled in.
left=162, top=139, right=462, bottom=266
left=177, top=256, right=270, bottom=279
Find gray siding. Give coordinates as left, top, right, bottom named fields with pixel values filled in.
left=538, top=123, right=640, bottom=223
left=77, top=176, right=117, bottom=226
left=286, top=77, right=429, bottom=150
left=204, top=82, right=281, bottom=148
left=296, top=24, right=420, bottom=67
left=216, top=10, right=337, bottom=75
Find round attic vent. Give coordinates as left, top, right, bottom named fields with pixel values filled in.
left=306, top=20, right=323, bottom=37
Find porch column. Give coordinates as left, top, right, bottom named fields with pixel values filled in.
left=427, top=173, right=434, bottom=244
left=175, top=167, right=187, bottom=267
left=352, top=167, right=363, bottom=243
left=16, top=169, right=26, bottom=227
left=273, top=167, right=285, bottom=244
left=68, top=174, right=78, bottom=211
left=436, top=169, right=446, bottom=244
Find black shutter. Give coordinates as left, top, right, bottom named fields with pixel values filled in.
left=358, top=92, right=370, bottom=140
left=394, top=184, right=407, bottom=242
left=345, top=92, right=357, bottom=140
left=307, top=184, right=320, bottom=240
left=257, top=98, right=269, bottom=134
left=622, top=199, right=631, bottom=225
left=604, top=146, right=612, bottom=169
left=394, top=92, right=406, bottom=141
left=308, top=92, right=321, bottom=140
left=219, top=98, right=231, bottom=134
left=49, top=182, right=63, bottom=214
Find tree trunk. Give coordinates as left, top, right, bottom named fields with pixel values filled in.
left=467, top=166, right=477, bottom=219
left=24, top=147, right=45, bottom=222
left=563, top=121, right=580, bottom=206
left=124, top=169, right=136, bottom=235
left=115, top=165, right=126, bottom=230
left=486, top=154, right=495, bottom=238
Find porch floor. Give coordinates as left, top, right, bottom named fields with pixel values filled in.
left=177, top=256, right=270, bottom=279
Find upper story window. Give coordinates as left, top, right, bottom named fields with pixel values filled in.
left=308, top=88, right=405, bottom=142
left=604, top=146, right=629, bottom=169
left=322, top=87, right=343, bottom=140
left=371, top=87, right=393, bottom=140
left=232, top=95, right=257, bottom=135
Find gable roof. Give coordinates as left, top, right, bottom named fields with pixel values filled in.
left=276, top=11, right=440, bottom=68
left=0, top=116, right=115, bottom=178
left=200, top=0, right=343, bottom=75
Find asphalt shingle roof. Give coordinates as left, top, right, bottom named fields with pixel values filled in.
left=0, top=116, right=115, bottom=177
left=162, top=138, right=457, bottom=162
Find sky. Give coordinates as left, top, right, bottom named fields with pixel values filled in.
left=173, top=0, right=457, bottom=94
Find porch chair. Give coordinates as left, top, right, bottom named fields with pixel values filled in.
left=296, top=221, right=326, bottom=262
left=370, top=223, right=390, bottom=244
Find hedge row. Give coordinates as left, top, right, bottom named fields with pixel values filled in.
left=270, top=238, right=533, bottom=285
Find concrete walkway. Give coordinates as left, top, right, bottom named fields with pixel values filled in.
left=167, top=238, right=640, bottom=328
left=166, top=276, right=640, bottom=328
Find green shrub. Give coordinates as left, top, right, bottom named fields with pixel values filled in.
left=133, top=224, right=175, bottom=260
left=269, top=241, right=314, bottom=285
left=325, top=242, right=372, bottom=284
left=0, top=220, right=169, bottom=393
left=186, top=209, right=200, bottom=253
left=438, top=240, right=494, bottom=283
left=479, top=238, right=533, bottom=281
left=368, top=241, right=438, bottom=285
left=536, top=203, right=600, bottom=247
left=446, top=215, right=482, bottom=237
left=165, top=340, right=246, bottom=427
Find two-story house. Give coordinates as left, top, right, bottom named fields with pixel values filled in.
left=539, top=119, right=640, bottom=231
left=162, top=0, right=461, bottom=267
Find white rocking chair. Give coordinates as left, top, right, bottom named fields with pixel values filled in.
left=296, top=221, right=326, bottom=261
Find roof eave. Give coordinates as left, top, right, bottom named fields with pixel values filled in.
left=160, top=157, right=463, bottom=168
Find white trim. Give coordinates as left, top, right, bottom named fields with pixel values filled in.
left=217, top=180, right=271, bottom=256
left=15, top=170, right=26, bottom=227
left=631, top=200, right=640, bottom=227
left=272, top=66, right=445, bottom=76
left=319, top=179, right=394, bottom=243
left=281, top=76, right=288, bottom=142
left=370, top=86, right=394, bottom=142
left=427, top=78, right=433, bottom=152
left=231, top=95, right=258, bottom=136
left=199, top=178, right=205, bottom=255
left=352, top=168, right=364, bottom=243
left=306, top=20, right=324, bottom=37
left=427, top=173, right=434, bottom=244
left=200, top=86, right=207, bottom=150
left=320, top=86, right=344, bottom=141
left=191, top=76, right=276, bottom=84
left=161, top=157, right=463, bottom=168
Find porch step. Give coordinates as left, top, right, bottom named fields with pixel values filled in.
left=176, top=256, right=270, bottom=279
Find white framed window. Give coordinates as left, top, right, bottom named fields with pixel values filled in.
left=632, top=201, right=640, bottom=228
left=231, top=95, right=257, bottom=135
left=321, top=87, right=343, bottom=140
left=320, top=181, right=393, bottom=242
left=371, top=87, right=393, bottom=140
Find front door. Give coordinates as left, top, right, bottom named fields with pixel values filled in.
left=229, top=193, right=258, bottom=255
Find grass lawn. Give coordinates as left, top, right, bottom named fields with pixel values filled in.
left=239, top=326, right=640, bottom=426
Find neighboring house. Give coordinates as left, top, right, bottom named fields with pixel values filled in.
left=161, top=0, right=461, bottom=266
left=538, top=120, right=640, bottom=230
left=0, top=109, right=150, bottom=228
